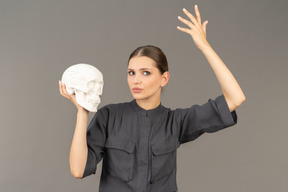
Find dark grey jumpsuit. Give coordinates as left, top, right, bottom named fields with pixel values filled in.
left=81, top=94, right=238, bottom=192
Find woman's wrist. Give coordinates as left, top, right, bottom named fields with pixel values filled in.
left=77, top=107, right=89, bottom=116
left=199, top=41, right=212, bottom=54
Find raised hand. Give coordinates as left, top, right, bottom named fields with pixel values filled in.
left=59, top=80, right=87, bottom=112
left=177, top=5, right=211, bottom=51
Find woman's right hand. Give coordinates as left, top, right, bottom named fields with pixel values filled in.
left=59, top=80, right=88, bottom=112
left=59, top=80, right=89, bottom=178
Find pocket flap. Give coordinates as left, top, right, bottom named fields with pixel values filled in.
left=105, top=136, right=135, bottom=154
left=151, top=137, right=180, bottom=156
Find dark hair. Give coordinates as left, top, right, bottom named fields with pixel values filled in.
left=128, top=45, right=168, bottom=74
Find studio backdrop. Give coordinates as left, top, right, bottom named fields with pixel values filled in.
left=0, top=0, right=287, bottom=192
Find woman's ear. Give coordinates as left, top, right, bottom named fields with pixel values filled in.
left=161, top=71, right=170, bottom=87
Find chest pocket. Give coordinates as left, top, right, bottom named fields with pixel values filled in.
left=105, top=136, right=135, bottom=182
left=150, top=136, right=180, bottom=183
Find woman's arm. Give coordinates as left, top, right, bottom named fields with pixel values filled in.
left=177, top=5, right=246, bottom=112
left=59, top=81, right=88, bottom=178
left=69, top=108, right=89, bottom=178
left=201, top=45, right=246, bottom=112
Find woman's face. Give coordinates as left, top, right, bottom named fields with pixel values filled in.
left=127, top=56, right=168, bottom=102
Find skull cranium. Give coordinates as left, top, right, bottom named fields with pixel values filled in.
left=61, top=63, right=103, bottom=112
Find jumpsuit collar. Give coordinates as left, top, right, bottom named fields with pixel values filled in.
left=131, top=99, right=165, bottom=117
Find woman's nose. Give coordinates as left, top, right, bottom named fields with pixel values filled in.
left=133, top=74, right=142, bottom=84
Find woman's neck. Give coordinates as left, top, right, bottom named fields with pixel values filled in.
left=136, top=97, right=161, bottom=110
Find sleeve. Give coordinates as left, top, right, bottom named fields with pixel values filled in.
left=176, top=94, right=237, bottom=144
left=80, top=107, right=108, bottom=179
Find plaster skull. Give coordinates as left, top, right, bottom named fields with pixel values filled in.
left=61, top=63, right=104, bottom=112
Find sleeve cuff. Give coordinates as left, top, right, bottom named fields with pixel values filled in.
left=81, top=147, right=97, bottom=179
left=215, top=94, right=238, bottom=127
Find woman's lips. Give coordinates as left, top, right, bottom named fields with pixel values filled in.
left=132, top=88, right=143, bottom=93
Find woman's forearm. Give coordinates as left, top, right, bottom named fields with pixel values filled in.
left=201, top=44, right=246, bottom=111
left=176, top=5, right=246, bottom=111
left=69, top=108, right=89, bottom=178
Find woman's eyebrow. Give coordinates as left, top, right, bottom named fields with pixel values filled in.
left=127, top=68, right=152, bottom=71
left=140, top=68, right=152, bottom=71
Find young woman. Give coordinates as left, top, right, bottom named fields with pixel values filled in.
left=59, top=5, right=245, bottom=192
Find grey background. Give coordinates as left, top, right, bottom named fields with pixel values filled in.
left=1, top=0, right=287, bottom=191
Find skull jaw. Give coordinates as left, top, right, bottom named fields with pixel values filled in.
left=75, top=92, right=101, bottom=112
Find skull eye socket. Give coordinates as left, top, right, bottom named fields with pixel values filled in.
left=87, top=81, right=95, bottom=90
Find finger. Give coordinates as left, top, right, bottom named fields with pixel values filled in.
left=177, top=26, right=193, bottom=35
left=59, top=81, right=63, bottom=95
left=62, top=83, right=70, bottom=96
left=182, top=8, right=198, bottom=27
left=202, top=20, right=208, bottom=36
left=195, top=5, right=202, bottom=24
left=178, top=15, right=202, bottom=36
left=178, top=16, right=194, bottom=29
left=60, top=81, right=70, bottom=98
left=59, top=81, right=67, bottom=96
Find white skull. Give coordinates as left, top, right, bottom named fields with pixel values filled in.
left=61, top=63, right=104, bottom=112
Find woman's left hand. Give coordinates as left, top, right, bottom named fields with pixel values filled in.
left=177, top=5, right=211, bottom=51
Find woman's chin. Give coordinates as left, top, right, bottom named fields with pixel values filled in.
left=132, top=95, right=144, bottom=100
left=131, top=93, right=145, bottom=100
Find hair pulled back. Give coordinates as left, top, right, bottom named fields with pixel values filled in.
left=128, top=45, right=168, bottom=74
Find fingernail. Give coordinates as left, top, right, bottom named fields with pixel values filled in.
left=178, top=16, right=181, bottom=19
left=195, top=4, right=198, bottom=8
left=183, top=8, right=186, bottom=11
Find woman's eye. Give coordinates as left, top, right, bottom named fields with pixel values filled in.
left=143, top=71, right=151, bottom=75
left=128, top=71, right=135, bottom=76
